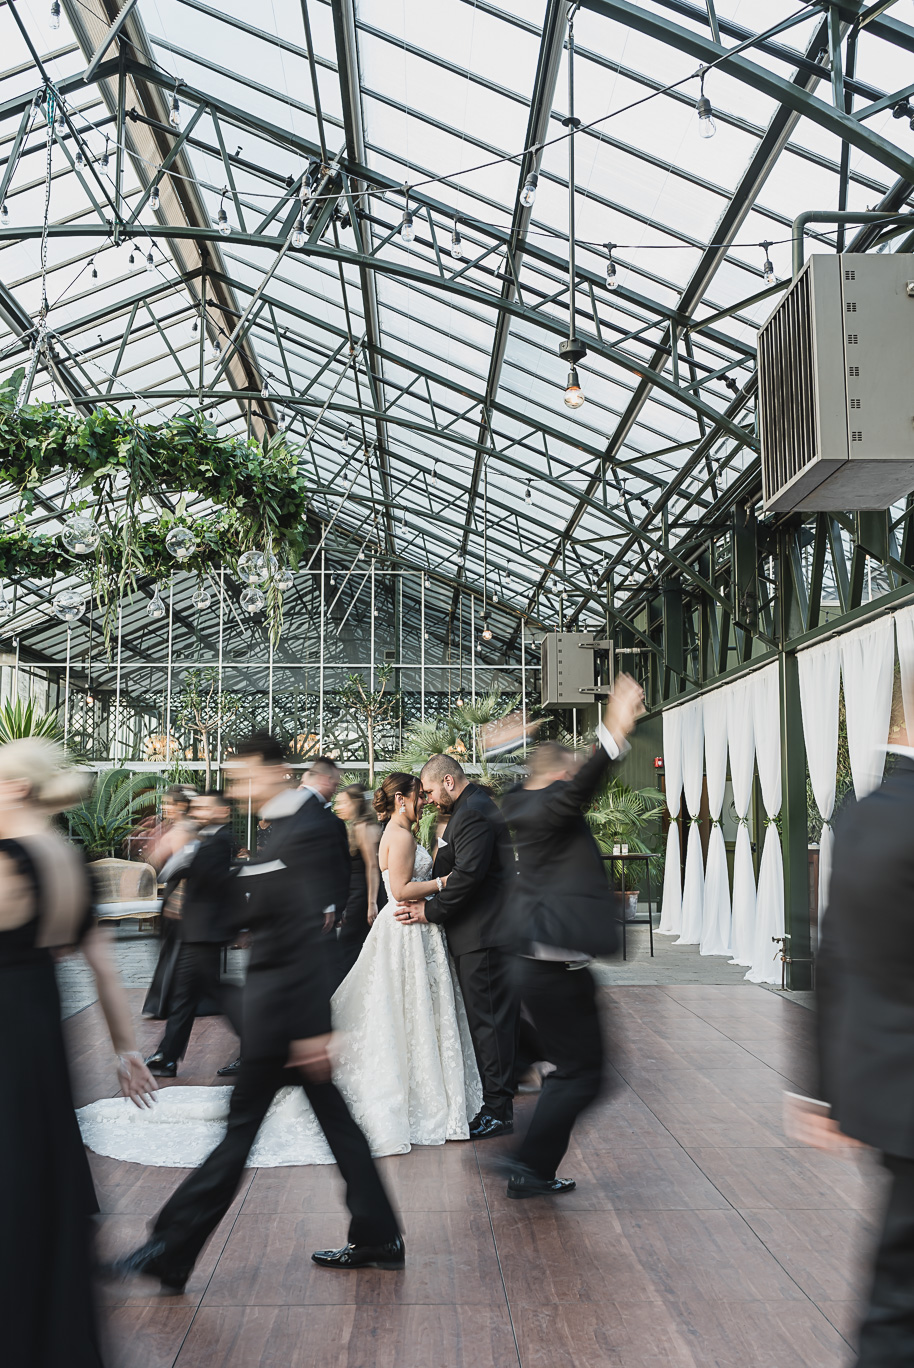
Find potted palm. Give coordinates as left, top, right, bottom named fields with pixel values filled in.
left=585, top=776, right=666, bottom=917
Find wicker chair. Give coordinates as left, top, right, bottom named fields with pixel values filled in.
left=90, top=858, right=161, bottom=932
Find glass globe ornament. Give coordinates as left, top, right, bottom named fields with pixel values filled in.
left=192, top=583, right=211, bottom=611
left=237, top=550, right=268, bottom=584
left=241, top=585, right=265, bottom=614
left=274, top=566, right=294, bottom=592
left=165, top=525, right=197, bottom=560
left=147, top=588, right=167, bottom=620
left=0, top=590, right=12, bottom=622
left=53, top=588, right=84, bottom=623
left=60, top=513, right=100, bottom=555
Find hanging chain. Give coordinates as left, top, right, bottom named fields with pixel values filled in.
left=17, top=85, right=55, bottom=415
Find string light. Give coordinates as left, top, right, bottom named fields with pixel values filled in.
left=520, top=171, right=538, bottom=207
left=290, top=216, right=306, bottom=248
left=450, top=219, right=464, bottom=260
left=169, top=90, right=182, bottom=131
left=0, top=204, right=9, bottom=228
left=696, top=71, right=716, bottom=139
left=145, top=245, right=155, bottom=272
left=399, top=208, right=415, bottom=244
left=49, top=1, right=60, bottom=29
left=217, top=202, right=231, bottom=235
left=482, top=623, right=493, bottom=641
left=100, top=137, right=110, bottom=170
left=128, top=247, right=136, bottom=267
left=525, top=480, right=532, bottom=503
left=261, top=376, right=270, bottom=399
left=605, top=242, right=618, bottom=289
left=75, top=147, right=84, bottom=167
left=55, top=107, right=66, bottom=136
left=90, top=257, right=97, bottom=280
left=563, top=364, right=585, bottom=409
left=761, top=241, right=776, bottom=284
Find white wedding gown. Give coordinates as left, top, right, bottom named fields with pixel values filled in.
left=77, top=846, right=483, bottom=1166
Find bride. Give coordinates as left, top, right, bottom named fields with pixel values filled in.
left=77, top=772, right=482, bottom=1167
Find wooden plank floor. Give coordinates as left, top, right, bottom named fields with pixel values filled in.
left=66, top=986, right=880, bottom=1368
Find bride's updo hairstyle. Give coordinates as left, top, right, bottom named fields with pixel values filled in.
left=0, top=738, right=90, bottom=812
left=373, top=772, right=418, bottom=819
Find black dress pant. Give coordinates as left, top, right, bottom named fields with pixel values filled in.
left=514, top=959, right=604, bottom=1179
left=858, top=1153, right=914, bottom=1367
left=454, top=947, right=517, bottom=1122
left=158, top=943, right=239, bottom=1063
left=151, top=1057, right=399, bottom=1272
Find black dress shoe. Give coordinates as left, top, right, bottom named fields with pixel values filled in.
left=507, top=1165, right=576, bottom=1200
left=311, top=1236, right=405, bottom=1271
left=144, top=1053, right=177, bottom=1078
left=216, top=1057, right=242, bottom=1077
left=469, top=1109, right=513, bottom=1140
left=107, top=1240, right=190, bottom=1293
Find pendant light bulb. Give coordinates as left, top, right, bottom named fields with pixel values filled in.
left=217, top=204, right=231, bottom=236
left=482, top=623, right=493, bottom=641
left=50, top=1, right=61, bottom=29
left=90, top=257, right=97, bottom=280
left=525, top=480, right=532, bottom=504
left=605, top=244, right=618, bottom=289
left=761, top=243, right=776, bottom=285
left=563, top=365, right=585, bottom=410
left=128, top=249, right=135, bottom=267
left=450, top=221, right=464, bottom=260
left=290, top=216, right=306, bottom=249
left=261, top=376, right=270, bottom=399
left=75, top=147, right=84, bottom=167
left=55, top=109, right=66, bottom=136
left=520, top=171, right=538, bottom=208
left=399, top=209, right=415, bottom=244
left=0, top=203, right=9, bottom=228
left=145, top=248, right=155, bottom=272
left=169, top=94, right=181, bottom=130
left=100, top=140, right=109, bottom=170
left=149, top=183, right=160, bottom=211
left=696, top=76, right=716, bottom=139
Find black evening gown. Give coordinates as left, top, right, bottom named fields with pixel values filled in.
left=0, top=839, right=104, bottom=1368
left=336, top=843, right=373, bottom=984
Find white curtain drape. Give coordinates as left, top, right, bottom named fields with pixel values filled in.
left=658, top=704, right=684, bottom=936
left=746, top=663, right=783, bottom=985
left=797, top=638, right=841, bottom=925
left=895, top=606, right=914, bottom=744
left=677, top=697, right=705, bottom=946
left=841, top=617, right=894, bottom=799
left=700, top=689, right=731, bottom=956
left=726, top=676, right=756, bottom=967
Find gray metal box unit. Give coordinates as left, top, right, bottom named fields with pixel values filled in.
left=540, top=631, right=594, bottom=707
left=759, top=253, right=914, bottom=512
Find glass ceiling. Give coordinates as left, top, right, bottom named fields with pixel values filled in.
left=1, top=0, right=913, bottom=669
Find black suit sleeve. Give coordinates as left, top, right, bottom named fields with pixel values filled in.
left=534, top=745, right=613, bottom=830
left=424, top=808, right=494, bottom=927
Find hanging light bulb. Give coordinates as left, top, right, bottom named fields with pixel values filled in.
left=217, top=203, right=231, bottom=236
left=564, top=364, right=585, bottom=409
left=0, top=204, right=9, bottom=228
left=481, top=623, right=493, bottom=641
left=399, top=209, right=415, bottom=244
left=147, top=588, right=166, bottom=620
left=241, top=585, right=266, bottom=614
left=261, top=376, right=270, bottom=399
left=49, top=1, right=61, bottom=29
left=149, top=182, right=160, bottom=211
left=100, top=138, right=110, bottom=170
left=191, top=315, right=199, bottom=334
left=431, top=463, right=438, bottom=484
left=696, top=74, right=716, bottom=139
left=55, top=108, right=66, bottom=136
left=90, top=257, right=97, bottom=280
left=169, top=91, right=181, bottom=130
left=761, top=242, right=776, bottom=285
left=75, top=147, right=84, bottom=167
left=450, top=220, right=464, bottom=261
left=128, top=248, right=136, bottom=268
left=525, top=480, right=532, bottom=503
left=192, top=582, right=211, bottom=611
left=0, top=588, right=11, bottom=623
left=290, top=216, right=306, bottom=249
left=605, top=243, right=618, bottom=289
left=520, top=171, right=538, bottom=207
left=145, top=247, right=155, bottom=272
left=456, top=696, right=465, bottom=708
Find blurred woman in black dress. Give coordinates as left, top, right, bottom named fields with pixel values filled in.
left=141, top=785, right=198, bottom=1019
left=0, top=740, right=156, bottom=1367
left=334, top=783, right=382, bottom=983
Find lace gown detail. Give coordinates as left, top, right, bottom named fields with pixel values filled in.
left=77, top=845, right=482, bottom=1167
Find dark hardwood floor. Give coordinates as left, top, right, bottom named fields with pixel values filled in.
left=67, top=985, right=877, bottom=1367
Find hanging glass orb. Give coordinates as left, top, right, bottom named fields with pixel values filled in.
left=0, top=591, right=12, bottom=622
left=274, top=566, right=294, bottom=592
left=53, top=588, right=83, bottom=622
left=192, top=583, right=211, bottom=611
left=60, top=513, right=100, bottom=555
left=147, top=589, right=167, bottom=620
left=237, top=550, right=268, bottom=584
left=165, top=525, right=197, bottom=560
left=241, top=585, right=265, bottom=614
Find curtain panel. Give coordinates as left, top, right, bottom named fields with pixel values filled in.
left=676, top=697, right=705, bottom=946
left=746, top=664, right=784, bottom=985
left=700, top=688, right=731, bottom=957
left=726, top=676, right=756, bottom=967
left=658, top=704, right=684, bottom=936
left=797, top=638, right=841, bottom=926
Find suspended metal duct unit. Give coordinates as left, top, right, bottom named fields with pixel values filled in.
left=759, top=254, right=914, bottom=512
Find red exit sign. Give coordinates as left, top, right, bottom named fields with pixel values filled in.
left=654, top=756, right=663, bottom=769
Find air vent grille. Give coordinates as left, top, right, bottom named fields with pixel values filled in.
left=759, top=267, right=816, bottom=504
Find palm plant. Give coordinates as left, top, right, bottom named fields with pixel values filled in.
left=68, top=769, right=165, bottom=860
left=586, top=776, right=667, bottom=883
left=397, top=692, right=522, bottom=789
left=0, top=697, right=65, bottom=745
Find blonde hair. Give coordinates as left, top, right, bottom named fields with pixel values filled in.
left=0, top=739, right=90, bottom=811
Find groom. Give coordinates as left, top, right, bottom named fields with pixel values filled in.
left=395, top=753, right=516, bottom=1139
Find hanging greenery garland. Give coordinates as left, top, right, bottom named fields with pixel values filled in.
left=0, top=368, right=310, bottom=640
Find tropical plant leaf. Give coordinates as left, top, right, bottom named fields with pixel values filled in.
left=68, top=769, right=165, bottom=860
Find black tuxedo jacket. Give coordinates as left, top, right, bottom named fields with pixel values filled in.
left=234, top=790, right=351, bottom=1057
left=500, top=745, right=619, bottom=957
left=178, top=825, right=236, bottom=944
left=423, top=782, right=514, bottom=956
left=817, top=754, right=914, bottom=1158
